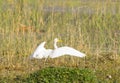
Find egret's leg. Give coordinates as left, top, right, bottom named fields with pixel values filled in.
left=43, top=57, right=49, bottom=67
left=43, top=58, right=47, bottom=66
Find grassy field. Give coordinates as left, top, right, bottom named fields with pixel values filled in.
left=0, top=0, right=120, bottom=82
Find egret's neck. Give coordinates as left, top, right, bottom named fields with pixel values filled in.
left=54, top=41, right=58, bottom=49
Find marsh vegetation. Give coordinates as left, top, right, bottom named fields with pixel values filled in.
left=0, top=0, right=120, bottom=82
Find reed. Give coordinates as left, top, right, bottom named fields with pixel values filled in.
left=0, top=0, right=120, bottom=82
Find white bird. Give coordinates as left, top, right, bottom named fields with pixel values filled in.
left=30, top=42, right=52, bottom=59
left=30, top=38, right=86, bottom=59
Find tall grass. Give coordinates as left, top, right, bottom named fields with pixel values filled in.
left=0, top=0, right=120, bottom=82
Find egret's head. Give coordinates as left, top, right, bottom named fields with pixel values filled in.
left=54, top=38, right=62, bottom=43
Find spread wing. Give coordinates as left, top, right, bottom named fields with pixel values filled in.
left=30, top=41, right=46, bottom=59
left=50, top=46, right=86, bottom=58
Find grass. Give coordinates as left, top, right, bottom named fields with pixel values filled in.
left=0, top=67, right=97, bottom=83
left=0, top=0, right=120, bottom=82
left=25, top=67, right=97, bottom=83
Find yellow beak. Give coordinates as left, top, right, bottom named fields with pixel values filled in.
left=58, top=39, right=62, bottom=42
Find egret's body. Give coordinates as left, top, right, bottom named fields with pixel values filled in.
left=30, top=42, right=52, bottom=59
left=30, top=38, right=86, bottom=59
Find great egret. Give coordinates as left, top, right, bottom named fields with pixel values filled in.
left=30, top=42, right=52, bottom=59
left=30, top=38, right=86, bottom=59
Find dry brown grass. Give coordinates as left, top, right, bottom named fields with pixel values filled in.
left=0, top=0, right=120, bottom=82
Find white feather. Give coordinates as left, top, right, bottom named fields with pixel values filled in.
left=30, top=38, right=86, bottom=59
left=50, top=46, right=85, bottom=58
left=30, top=42, right=52, bottom=59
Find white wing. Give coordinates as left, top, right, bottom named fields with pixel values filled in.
left=30, top=41, right=46, bottom=59
left=50, top=46, right=86, bottom=58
